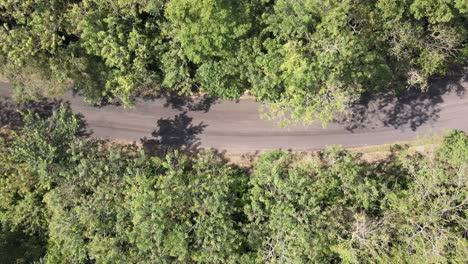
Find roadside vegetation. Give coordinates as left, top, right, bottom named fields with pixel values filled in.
left=1, top=105, right=466, bottom=263
left=1, top=0, right=467, bottom=125
left=1, top=1, right=467, bottom=262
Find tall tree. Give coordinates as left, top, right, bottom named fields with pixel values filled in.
left=69, top=0, right=165, bottom=105
left=250, top=0, right=390, bottom=126
left=125, top=150, right=248, bottom=263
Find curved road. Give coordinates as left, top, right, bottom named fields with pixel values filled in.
left=1, top=76, right=467, bottom=153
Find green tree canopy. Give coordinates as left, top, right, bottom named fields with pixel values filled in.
left=1, top=0, right=466, bottom=124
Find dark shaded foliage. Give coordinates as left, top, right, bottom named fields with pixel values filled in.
left=0, top=225, right=45, bottom=264
left=0, top=97, right=91, bottom=136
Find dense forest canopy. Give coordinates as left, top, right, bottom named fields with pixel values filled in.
left=0, top=105, right=466, bottom=263
left=1, top=1, right=467, bottom=262
left=1, top=0, right=467, bottom=124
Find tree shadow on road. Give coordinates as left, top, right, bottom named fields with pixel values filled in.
left=0, top=97, right=92, bottom=137
left=336, top=74, right=466, bottom=132
left=0, top=98, right=61, bottom=129
left=144, top=91, right=218, bottom=113
left=163, top=92, right=218, bottom=113
left=141, top=112, right=208, bottom=156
